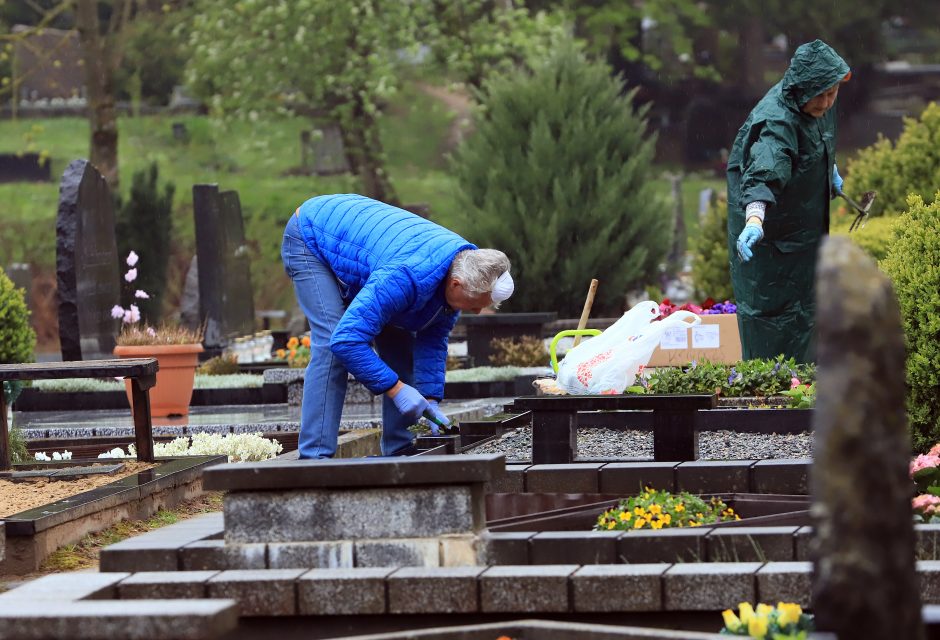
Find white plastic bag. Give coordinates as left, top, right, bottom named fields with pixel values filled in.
left=556, top=301, right=701, bottom=394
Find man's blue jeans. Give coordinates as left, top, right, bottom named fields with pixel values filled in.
left=281, top=215, right=415, bottom=458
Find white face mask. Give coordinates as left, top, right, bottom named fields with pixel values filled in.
left=491, top=271, right=514, bottom=303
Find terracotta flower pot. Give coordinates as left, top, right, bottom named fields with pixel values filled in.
left=113, top=343, right=204, bottom=417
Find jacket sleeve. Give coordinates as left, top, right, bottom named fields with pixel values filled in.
left=330, top=266, right=416, bottom=395
left=413, top=311, right=460, bottom=401
left=739, top=119, right=797, bottom=209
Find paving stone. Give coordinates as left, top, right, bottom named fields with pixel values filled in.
left=599, top=462, right=678, bottom=494
left=484, top=464, right=527, bottom=494
left=99, top=512, right=224, bottom=572
left=756, top=562, right=812, bottom=607
left=794, top=526, right=813, bottom=561
left=571, top=564, right=669, bottom=612
left=118, top=571, right=219, bottom=599
left=387, top=566, right=486, bottom=614
left=206, top=569, right=304, bottom=616
left=530, top=531, right=620, bottom=565
left=618, top=528, right=708, bottom=564
left=224, top=485, right=483, bottom=543
left=298, top=568, right=395, bottom=615
left=916, top=525, right=940, bottom=561
left=439, top=534, right=485, bottom=567
left=181, top=540, right=267, bottom=570
left=525, top=464, right=603, bottom=493
left=750, top=459, right=811, bottom=494
left=0, top=599, right=237, bottom=640
left=267, top=541, right=354, bottom=569
left=483, top=532, right=535, bottom=565
left=51, top=463, right=124, bottom=478
left=480, top=565, right=578, bottom=613
left=354, top=538, right=440, bottom=568
left=203, top=454, right=504, bottom=491
left=919, top=561, right=940, bottom=605
left=663, top=563, right=761, bottom=610
left=0, top=573, right=129, bottom=602
left=706, top=527, right=798, bottom=562
left=675, top=461, right=753, bottom=494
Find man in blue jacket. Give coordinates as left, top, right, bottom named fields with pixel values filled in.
left=282, top=194, right=514, bottom=458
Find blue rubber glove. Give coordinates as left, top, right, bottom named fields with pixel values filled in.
left=832, top=164, right=844, bottom=194
left=424, top=400, right=451, bottom=435
left=390, top=383, right=429, bottom=422
left=736, top=224, right=764, bottom=262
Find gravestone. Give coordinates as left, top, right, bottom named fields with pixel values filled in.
left=179, top=256, right=200, bottom=330
left=310, top=123, right=350, bottom=176
left=0, top=153, right=51, bottom=183
left=12, top=25, right=83, bottom=103
left=192, top=184, right=255, bottom=349
left=5, top=263, right=31, bottom=311
left=56, top=159, right=120, bottom=360
left=810, top=236, right=924, bottom=639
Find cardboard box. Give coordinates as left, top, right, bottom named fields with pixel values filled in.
left=646, top=313, right=742, bottom=367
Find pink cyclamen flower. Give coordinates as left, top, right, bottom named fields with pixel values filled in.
left=126, top=251, right=139, bottom=267
left=134, top=289, right=149, bottom=299
left=790, top=377, right=801, bottom=389
left=928, top=443, right=940, bottom=458
left=124, top=268, right=137, bottom=283
left=910, top=454, right=940, bottom=476
left=111, top=305, right=125, bottom=319
left=913, top=494, right=940, bottom=514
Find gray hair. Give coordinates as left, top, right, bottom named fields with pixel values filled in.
left=449, top=249, right=511, bottom=295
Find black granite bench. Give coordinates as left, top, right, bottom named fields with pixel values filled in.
left=506, top=394, right=718, bottom=464
left=0, top=359, right=159, bottom=471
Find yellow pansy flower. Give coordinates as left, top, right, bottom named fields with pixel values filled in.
left=607, top=520, right=617, bottom=530
left=738, top=602, right=755, bottom=625
left=661, top=513, right=672, bottom=524
left=776, top=602, right=803, bottom=627
left=747, top=614, right=768, bottom=638
left=756, top=603, right=773, bottom=617
left=675, top=504, right=685, bottom=512
left=618, top=511, right=631, bottom=522
left=650, top=520, right=664, bottom=529
left=633, top=518, right=645, bottom=529
left=722, top=609, right=742, bottom=632
left=634, top=506, right=645, bottom=516
left=649, top=504, right=663, bottom=515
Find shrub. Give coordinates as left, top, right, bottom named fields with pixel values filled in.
left=830, top=210, right=898, bottom=263
left=594, top=487, right=739, bottom=531
left=451, top=38, right=671, bottom=317
left=0, top=266, right=36, bottom=364
left=114, top=163, right=175, bottom=323
left=880, top=192, right=940, bottom=452
left=488, top=336, right=547, bottom=367
left=846, top=102, right=940, bottom=218
left=691, top=195, right=734, bottom=301
left=197, top=354, right=240, bottom=376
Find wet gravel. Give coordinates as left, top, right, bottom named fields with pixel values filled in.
left=465, top=426, right=813, bottom=462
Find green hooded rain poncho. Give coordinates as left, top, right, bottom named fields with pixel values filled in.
left=727, top=40, right=850, bottom=364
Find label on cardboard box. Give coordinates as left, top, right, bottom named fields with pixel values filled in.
left=692, top=324, right=720, bottom=348
left=660, top=326, right=689, bottom=349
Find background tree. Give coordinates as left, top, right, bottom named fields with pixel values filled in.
left=451, top=39, right=671, bottom=316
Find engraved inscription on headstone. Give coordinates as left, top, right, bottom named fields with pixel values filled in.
left=192, top=184, right=255, bottom=348
left=56, top=159, right=121, bottom=360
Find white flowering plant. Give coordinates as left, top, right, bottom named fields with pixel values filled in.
left=98, top=432, right=283, bottom=462
left=112, top=250, right=203, bottom=346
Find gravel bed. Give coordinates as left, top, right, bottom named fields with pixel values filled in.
left=465, top=426, right=813, bottom=462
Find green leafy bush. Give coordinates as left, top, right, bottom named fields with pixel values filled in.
left=846, top=102, right=940, bottom=218
left=691, top=195, right=733, bottom=301
left=488, top=336, right=548, bottom=367
left=830, top=212, right=898, bottom=263
left=0, top=267, right=36, bottom=364
left=114, top=163, right=175, bottom=323
left=452, top=38, right=670, bottom=317
left=880, top=192, right=940, bottom=452
left=594, top=487, right=739, bottom=531
left=634, top=356, right=815, bottom=398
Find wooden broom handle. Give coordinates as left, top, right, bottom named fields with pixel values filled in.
left=572, top=279, right=599, bottom=347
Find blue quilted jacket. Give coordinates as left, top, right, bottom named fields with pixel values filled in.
left=295, top=194, right=476, bottom=399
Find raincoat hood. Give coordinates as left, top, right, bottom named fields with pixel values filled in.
left=781, top=40, right=850, bottom=108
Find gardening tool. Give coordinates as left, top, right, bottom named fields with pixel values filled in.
left=422, top=409, right=456, bottom=436
left=837, top=189, right=877, bottom=232
left=572, top=279, right=599, bottom=348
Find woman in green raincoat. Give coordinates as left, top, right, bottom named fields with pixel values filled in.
left=727, top=39, right=851, bottom=364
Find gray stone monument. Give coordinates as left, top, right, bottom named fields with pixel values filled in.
left=192, top=184, right=255, bottom=349
left=311, top=123, right=350, bottom=176
left=810, top=236, right=924, bottom=638
left=56, top=159, right=120, bottom=360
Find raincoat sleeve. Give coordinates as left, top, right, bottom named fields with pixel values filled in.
left=739, top=119, right=798, bottom=209
left=330, top=266, right=416, bottom=395
left=413, top=311, right=460, bottom=401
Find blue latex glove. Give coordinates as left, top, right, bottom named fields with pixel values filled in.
left=390, top=383, right=429, bottom=422
left=832, top=164, right=844, bottom=194
left=736, top=224, right=764, bottom=262
left=424, top=400, right=451, bottom=435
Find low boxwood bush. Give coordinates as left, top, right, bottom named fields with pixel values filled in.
left=880, top=192, right=940, bottom=452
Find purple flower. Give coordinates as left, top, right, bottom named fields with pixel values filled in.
left=134, top=289, right=149, bottom=299
left=124, top=268, right=137, bottom=283
left=111, top=305, right=125, bottom=319
left=126, top=251, right=139, bottom=267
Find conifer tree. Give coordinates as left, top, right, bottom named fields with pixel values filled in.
left=451, top=40, right=671, bottom=316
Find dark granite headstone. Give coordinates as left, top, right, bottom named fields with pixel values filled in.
left=56, top=159, right=120, bottom=360
left=0, top=153, right=51, bottom=183
left=810, top=236, right=924, bottom=639
left=192, top=184, right=255, bottom=348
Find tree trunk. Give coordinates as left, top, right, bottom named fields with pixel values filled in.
left=738, top=16, right=765, bottom=101
left=75, top=0, right=120, bottom=189
left=339, top=93, right=399, bottom=206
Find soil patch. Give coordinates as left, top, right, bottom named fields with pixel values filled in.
left=0, top=462, right=157, bottom=518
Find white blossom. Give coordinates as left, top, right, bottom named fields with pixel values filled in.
left=134, top=290, right=150, bottom=299
left=126, top=251, right=139, bottom=267
left=124, top=268, right=138, bottom=283
left=111, top=305, right=125, bottom=319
